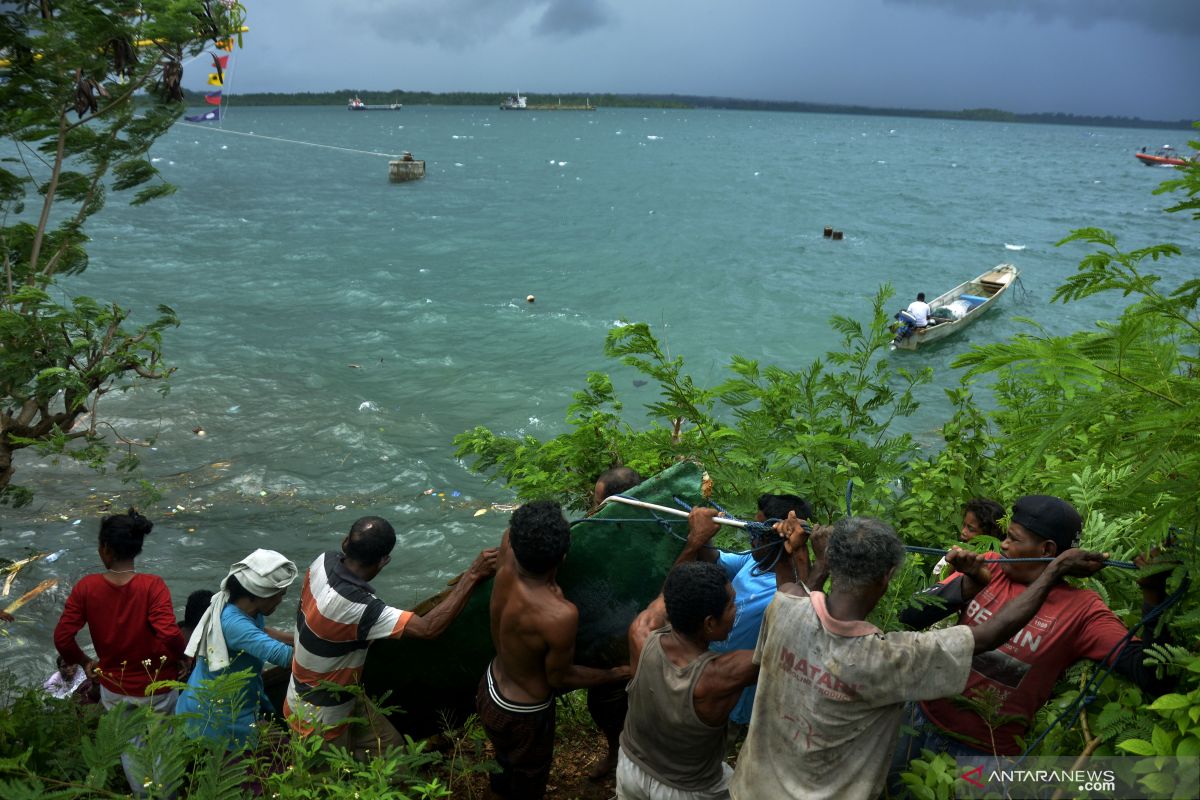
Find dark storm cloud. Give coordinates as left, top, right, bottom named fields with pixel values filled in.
left=357, top=0, right=613, bottom=48
left=534, top=0, right=612, bottom=36
left=887, top=0, right=1200, bottom=36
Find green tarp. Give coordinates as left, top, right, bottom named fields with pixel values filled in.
left=361, top=461, right=705, bottom=734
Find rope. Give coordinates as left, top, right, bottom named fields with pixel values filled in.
left=176, top=122, right=403, bottom=159
left=904, top=545, right=1137, bottom=570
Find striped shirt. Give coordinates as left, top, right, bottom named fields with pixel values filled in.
left=284, top=552, right=412, bottom=738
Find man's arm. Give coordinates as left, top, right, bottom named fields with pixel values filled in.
left=1109, top=547, right=1177, bottom=694
left=545, top=604, right=631, bottom=690
left=899, top=547, right=992, bottom=630
left=693, top=650, right=760, bottom=726
left=970, top=549, right=1106, bottom=655
left=627, top=595, right=668, bottom=674
left=673, top=507, right=721, bottom=565
left=773, top=514, right=828, bottom=594
left=405, top=547, right=499, bottom=640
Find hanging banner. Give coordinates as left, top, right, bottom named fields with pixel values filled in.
left=207, top=73, right=223, bottom=86
left=184, top=107, right=221, bottom=123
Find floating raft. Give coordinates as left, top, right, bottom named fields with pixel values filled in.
left=360, top=461, right=702, bottom=734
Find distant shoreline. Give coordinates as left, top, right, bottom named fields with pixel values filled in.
left=187, top=89, right=1196, bottom=131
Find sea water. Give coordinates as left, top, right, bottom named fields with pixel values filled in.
left=2, top=106, right=1196, bottom=680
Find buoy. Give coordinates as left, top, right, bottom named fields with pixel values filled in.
left=823, top=226, right=833, bottom=237
left=526, top=295, right=536, bottom=303
left=832, top=230, right=844, bottom=240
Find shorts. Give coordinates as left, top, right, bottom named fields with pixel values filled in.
left=475, top=662, right=556, bottom=799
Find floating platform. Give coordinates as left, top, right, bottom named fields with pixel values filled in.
left=389, top=157, right=425, bottom=183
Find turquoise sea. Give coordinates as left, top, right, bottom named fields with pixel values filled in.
left=2, top=106, right=1197, bottom=680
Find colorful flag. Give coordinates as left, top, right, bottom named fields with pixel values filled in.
left=184, top=108, right=221, bottom=123
left=207, top=73, right=223, bottom=86
left=205, top=90, right=222, bottom=106
left=212, top=54, right=229, bottom=69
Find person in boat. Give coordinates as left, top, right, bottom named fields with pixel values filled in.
left=728, top=514, right=1109, bottom=800
left=479, top=500, right=632, bottom=799
left=891, top=495, right=1176, bottom=768
left=675, top=495, right=817, bottom=732
left=618, top=561, right=759, bottom=800
left=286, top=516, right=498, bottom=758
left=585, top=465, right=645, bottom=780
left=176, top=550, right=297, bottom=750
left=906, top=292, right=932, bottom=328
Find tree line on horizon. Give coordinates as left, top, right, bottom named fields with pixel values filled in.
left=188, top=88, right=1193, bottom=130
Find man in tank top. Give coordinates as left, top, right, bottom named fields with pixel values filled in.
left=675, top=495, right=819, bottom=729
left=617, top=561, right=760, bottom=799
left=478, top=500, right=631, bottom=799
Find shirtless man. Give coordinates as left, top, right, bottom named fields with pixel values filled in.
left=478, top=499, right=632, bottom=799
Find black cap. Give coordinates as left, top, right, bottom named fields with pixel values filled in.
left=1011, top=495, right=1081, bottom=553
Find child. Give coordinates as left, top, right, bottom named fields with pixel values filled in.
left=43, top=655, right=86, bottom=699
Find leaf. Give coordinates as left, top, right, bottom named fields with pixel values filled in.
left=1148, top=694, right=1190, bottom=712
left=1117, top=738, right=1157, bottom=756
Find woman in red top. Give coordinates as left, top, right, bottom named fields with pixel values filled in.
left=54, top=509, right=185, bottom=711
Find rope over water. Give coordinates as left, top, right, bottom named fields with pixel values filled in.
left=178, top=122, right=403, bottom=159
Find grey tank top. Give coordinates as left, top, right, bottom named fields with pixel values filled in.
left=619, top=626, right=729, bottom=790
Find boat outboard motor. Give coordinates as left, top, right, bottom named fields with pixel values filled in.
left=894, top=309, right=917, bottom=341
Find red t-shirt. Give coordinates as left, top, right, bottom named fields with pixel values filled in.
left=920, top=554, right=1134, bottom=755
left=53, top=573, right=184, bottom=697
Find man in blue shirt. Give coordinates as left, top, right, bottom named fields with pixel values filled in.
left=676, top=494, right=814, bottom=726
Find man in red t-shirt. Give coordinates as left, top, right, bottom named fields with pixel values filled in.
left=895, top=495, right=1173, bottom=758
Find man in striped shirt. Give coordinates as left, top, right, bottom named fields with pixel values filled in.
left=286, top=516, right=498, bottom=757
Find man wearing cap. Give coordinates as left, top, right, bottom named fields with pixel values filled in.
left=894, top=494, right=1174, bottom=761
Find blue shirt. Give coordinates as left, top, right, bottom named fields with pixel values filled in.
left=175, top=604, right=293, bottom=748
left=708, top=551, right=776, bottom=725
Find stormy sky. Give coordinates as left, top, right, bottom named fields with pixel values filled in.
left=198, top=0, right=1200, bottom=121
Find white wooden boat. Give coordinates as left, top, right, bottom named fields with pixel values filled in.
left=892, top=264, right=1019, bottom=350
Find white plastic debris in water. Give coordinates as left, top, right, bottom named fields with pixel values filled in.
left=45, top=549, right=68, bottom=563
left=358, top=401, right=378, bottom=412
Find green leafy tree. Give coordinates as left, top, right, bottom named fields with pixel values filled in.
left=0, top=0, right=247, bottom=504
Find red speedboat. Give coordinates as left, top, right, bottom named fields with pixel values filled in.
left=1135, top=146, right=1193, bottom=167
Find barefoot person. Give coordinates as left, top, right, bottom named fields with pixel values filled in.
left=479, top=500, right=632, bottom=799
left=287, top=516, right=498, bottom=758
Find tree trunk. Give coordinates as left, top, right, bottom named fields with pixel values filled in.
left=0, top=439, right=13, bottom=492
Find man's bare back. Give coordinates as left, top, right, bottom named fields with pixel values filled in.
left=489, top=529, right=631, bottom=703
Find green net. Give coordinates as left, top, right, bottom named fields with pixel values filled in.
left=360, top=461, right=704, bottom=734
